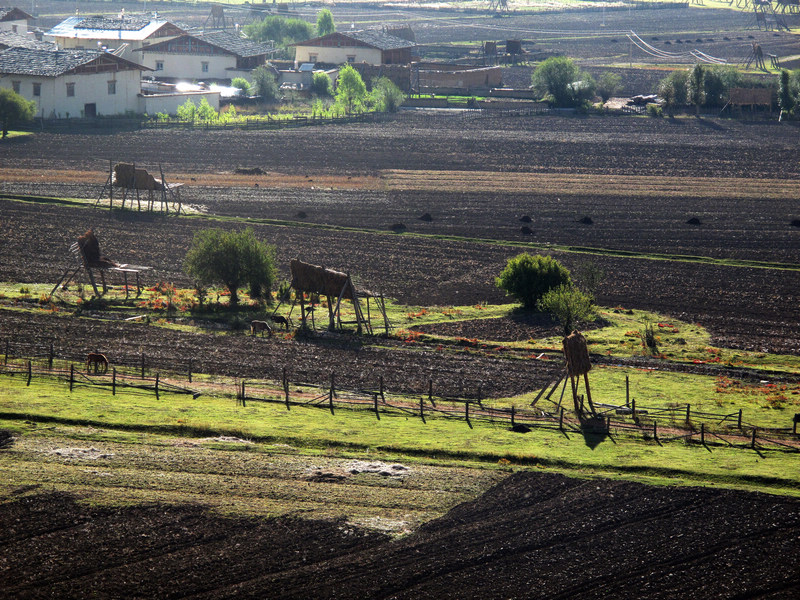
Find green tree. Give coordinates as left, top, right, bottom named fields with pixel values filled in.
left=316, top=9, right=335, bottom=36
left=658, top=70, right=689, bottom=116
left=702, top=66, right=741, bottom=108
left=184, top=228, right=277, bottom=306
left=779, top=69, right=794, bottom=117
left=196, top=97, right=217, bottom=121
left=176, top=98, right=197, bottom=122
left=370, top=76, right=404, bottom=112
left=251, top=66, right=279, bottom=102
left=231, top=77, right=251, bottom=95
left=537, top=284, right=595, bottom=337
left=595, top=71, right=622, bottom=103
left=243, top=16, right=314, bottom=47
left=311, top=71, right=333, bottom=96
left=335, top=64, right=367, bottom=114
left=688, top=64, right=705, bottom=115
left=0, top=88, right=36, bottom=138
left=531, top=56, right=594, bottom=108
left=495, top=253, right=572, bottom=310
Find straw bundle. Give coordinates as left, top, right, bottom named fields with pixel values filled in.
left=290, top=259, right=355, bottom=300
left=563, top=330, right=591, bottom=376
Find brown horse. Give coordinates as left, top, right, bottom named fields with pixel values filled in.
left=86, top=352, right=108, bottom=374
left=250, top=320, right=272, bottom=337
left=269, top=315, right=291, bottom=330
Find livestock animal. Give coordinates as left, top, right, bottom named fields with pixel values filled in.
left=250, top=320, right=273, bottom=337
left=269, top=315, right=291, bottom=330
left=86, top=352, right=109, bottom=374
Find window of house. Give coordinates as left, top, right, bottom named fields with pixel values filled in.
left=66, top=83, right=75, bottom=97
left=201, top=61, right=209, bottom=73
left=108, top=80, right=116, bottom=95
left=12, top=81, right=20, bottom=94
left=32, top=83, right=41, bottom=97
left=346, top=55, right=356, bottom=63
left=11, top=25, right=17, bottom=33
left=308, top=53, right=318, bottom=63
left=155, top=61, right=164, bottom=71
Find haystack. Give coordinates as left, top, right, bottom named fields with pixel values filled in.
left=290, top=259, right=356, bottom=301
left=112, top=163, right=164, bottom=191
left=77, top=229, right=118, bottom=269
left=563, top=330, right=591, bottom=377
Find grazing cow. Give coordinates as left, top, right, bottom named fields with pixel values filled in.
left=86, top=352, right=108, bottom=374
left=250, top=320, right=273, bottom=337
left=269, top=315, right=291, bottom=330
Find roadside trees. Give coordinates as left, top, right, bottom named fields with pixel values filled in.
left=184, top=228, right=277, bottom=306
left=0, top=88, right=35, bottom=139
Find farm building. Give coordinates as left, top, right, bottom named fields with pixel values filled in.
left=290, top=30, right=414, bottom=67
left=45, top=14, right=186, bottom=61
left=0, top=47, right=148, bottom=118
left=0, top=7, right=32, bottom=34
left=134, top=30, right=275, bottom=82
left=0, top=30, right=55, bottom=51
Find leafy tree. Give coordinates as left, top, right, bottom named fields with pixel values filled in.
left=537, top=284, right=595, bottom=337
left=779, top=69, right=794, bottom=117
left=370, top=76, right=404, bottom=112
left=251, top=66, right=279, bottom=102
left=688, top=64, right=705, bottom=115
left=316, top=9, right=335, bottom=36
left=311, top=71, right=333, bottom=96
left=176, top=98, right=197, bottom=122
left=658, top=70, right=689, bottom=116
left=231, top=77, right=251, bottom=95
left=495, top=253, right=572, bottom=310
left=595, top=71, right=622, bottom=103
left=0, top=88, right=36, bottom=138
left=531, top=56, right=594, bottom=108
left=335, top=64, right=367, bottom=114
left=243, top=16, right=314, bottom=47
left=702, top=66, right=741, bottom=108
left=196, top=97, right=217, bottom=121
left=184, top=228, right=277, bottom=306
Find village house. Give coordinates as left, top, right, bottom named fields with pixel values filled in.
left=135, top=30, right=274, bottom=82
left=45, top=13, right=186, bottom=61
left=290, top=30, right=414, bottom=67
left=0, top=47, right=148, bottom=118
left=0, top=29, right=54, bottom=51
left=0, top=6, right=31, bottom=34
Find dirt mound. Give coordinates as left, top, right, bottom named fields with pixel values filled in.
left=3, top=474, right=799, bottom=598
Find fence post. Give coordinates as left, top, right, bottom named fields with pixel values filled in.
left=631, top=398, right=636, bottom=419
left=329, top=373, right=335, bottom=414
left=465, top=401, right=472, bottom=429
left=241, top=381, right=246, bottom=407
left=751, top=427, right=757, bottom=449
left=283, top=367, right=290, bottom=410
left=49, top=342, right=54, bottom=370
left=737, top=409, right=742, bottom=429
left=27, top=360, right=31, bottom=386
left=420, top=397, right=425, bottom=424
left=112, top=368, right=116, bottom=395
left=141, top=352, right=145, bottom=379
left=686, top=404, right=690, bottom=422
left=155, top=373, right=159, bottom=400
left=69, top=363, right=74, bottom=392
left=188, top=358, right=192, bottom=383
left=653, top=420, right=657, bottom=442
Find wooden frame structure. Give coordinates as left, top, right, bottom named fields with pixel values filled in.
left=281, top=259, right=391, bottom=335
left=563, top=330, right=596, bottom=416
left=49, top=229, right=152, bottom=300
left=96, top=160, right=183, bottom=213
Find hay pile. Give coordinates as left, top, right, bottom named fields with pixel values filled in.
left=563, top=330, right=591, bottom=376
left=290, top=259, right=355, bottom=300
left=77, top=229, right=118, bottom=269
left=112, top=163, right=164, bottom=191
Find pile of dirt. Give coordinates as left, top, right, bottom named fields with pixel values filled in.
left=2, top=473, right=799, bottom=598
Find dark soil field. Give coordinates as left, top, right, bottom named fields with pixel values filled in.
left=3, top=472, right=800, bottom=599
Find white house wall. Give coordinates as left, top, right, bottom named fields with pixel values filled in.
left=0, top=19, right=27, bottom=34
left=139, top=91, right=220, bottom=115
left=1, top=69, right=142, bottom=118
left=139, top=51, right=237, bottom=81
left=294, top=45, right=381, bottom=66
left=54, top=37, right=154, bottom=61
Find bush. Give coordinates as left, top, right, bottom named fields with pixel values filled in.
left=531, top=56, right=595, bottom=108
left=495, top=253, right=572, bottom=310
left=251, top=66, right=279, bottom=102
left=646, top=103, right=663, bottom=118
left=184, top=228, right=277, bottom=306
left=231, top=77, right=251, bottom=95
left=0, top=88, right=36, bottom=138
left=311, top=71, right=333, bottom=96
left=243, top=15, right=314, bottom=47
left=596, top=72, right=622, bottom=102
left=537, top=284, right=595, bottom=336
left=335, top=64, right=367, bottom=114
left=658, top=70, right=689, bottom=116
left=370, top=76, right=404, bottom=112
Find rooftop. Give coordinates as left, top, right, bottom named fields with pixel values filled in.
left=0, top=47, right=145, bottom=76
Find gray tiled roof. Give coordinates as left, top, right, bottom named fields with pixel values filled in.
left=195, top=30, right=272, bottom=57
left=0, top=47, right=136, bottom=76
left=345, top=30, right=414, bottom=51
left=0, top=30, right=55, bottom=51
left=0, top=7, right=32, bottom=21
left=75, top=16, right=151, bottom=31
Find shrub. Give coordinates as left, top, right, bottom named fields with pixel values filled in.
left=646, top=103, right=663, bottom=118
left=311, top=71, right=333, bottom=96
left=251, top=66, right=279, bottom=102
left=231, top=77, right=251, bottom=95
left=537, top=284, right=595, bottom=336
left=596, top=72, right=622, bottom=102
left=658, top=70, right=689, bottom=116
left=370, top=76, right=404, bottom=112
left=531, top=56, right=595, bottom=108
left=0, top=88, right=36, bottom=138
left=495, top=253, right=572, bottom=310
left=176, top=98, right=197, bottom=122
left=243, top=15, right=314, bottom=47
left=335, top=64, right=367, bottom=114
left=184, top=228, right=277, bottom=305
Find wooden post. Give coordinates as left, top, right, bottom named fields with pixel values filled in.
left=188, top=358, right=192, bottom=383
left=686, top=404, right=691, bottom=422
left=737, top=409, right=742, bottom=429
left=112, top=368, right=116, bottom=395
left=329, top=373, right=335, bottom=414
left=27, top=360, right=31, bottom=386
left=653, top=420, right=657, bottom=442
left=631, top=398, right=636, bottom=419
left=69, top=363, right=74, bottom=392
left=420, top=397, right=425, bottom=423
left=241, top=381, right=246, bottom=406
left=283, top=367, right=290, bottom=410
left=48, top=342, right=54, bottom=370
left=751, top=427, right=757, bottom=449
left=559, top=407, right=564, bottom=431
left=155, top=373, right=159, bottom=400
left=625, top=374, right=630, bottom=406
left=141, top=352, right=145, bottom=379
left=465, top=401, right=472, bottom=428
